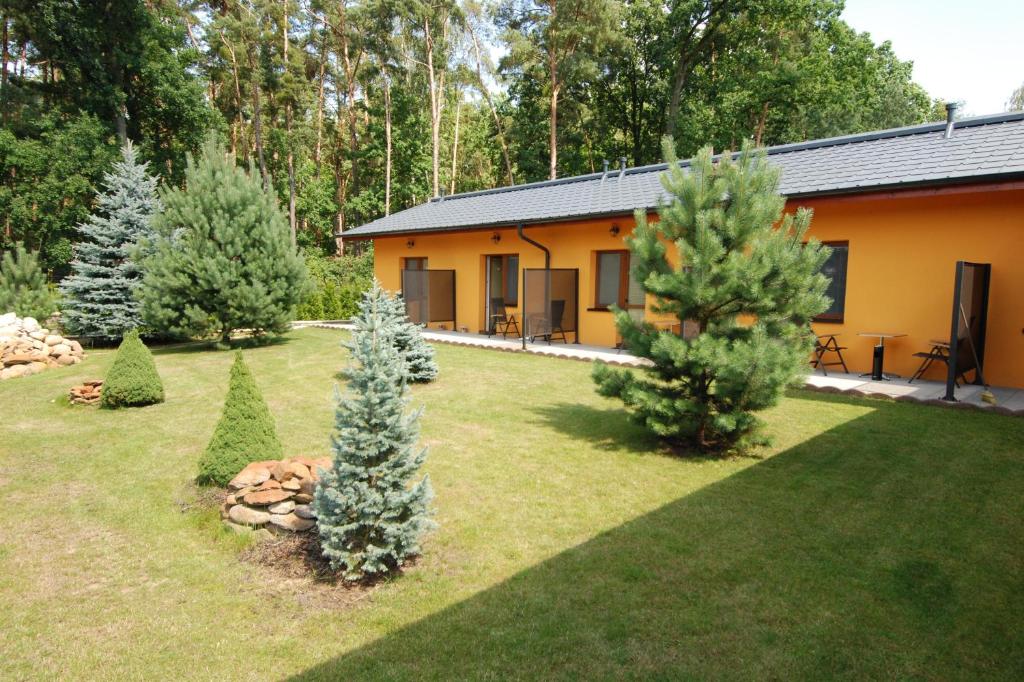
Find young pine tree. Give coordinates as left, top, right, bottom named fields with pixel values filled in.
left=100, top=329, right=165, bottom=408
left=197, top=352, right=283, bottom=486
left=0, top=243, right=57, bottom=321
left=139, top=137, right=309, bottom=346
left=60, top=142, right=160, bottom=340
left=384, top=288, right=438, bottom=383
left=314, top=283, right=434, bottom=581
left=593, top=142, right=831, bottom=452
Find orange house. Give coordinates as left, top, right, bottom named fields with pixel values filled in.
left=345, top=112, right=1024, bottom=389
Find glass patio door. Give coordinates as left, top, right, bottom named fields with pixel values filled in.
left=486, top=255, right=504, bottom=333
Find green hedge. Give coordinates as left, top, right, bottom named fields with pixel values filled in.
left=295, top=249, right=372, bottom=321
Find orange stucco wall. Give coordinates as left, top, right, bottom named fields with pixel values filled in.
left=371, top=184, right=1024, bottom=388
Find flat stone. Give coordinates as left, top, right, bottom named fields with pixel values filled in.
left=228, top=504, right=271, bottom=526
left=56, top=354, right=75, bottom=366
left=267, top=500, right=295, bottom=514
left=25, top=361, right=46, bottom=375
left=293, top=504, right=316, bottom=519
left=43, top=334, right=62, bottom=346
left=267, top=513, right=315, bottom=532
left=28, top=331, right=46, bottom=341
left=299, top=478, right=317, bottom=496
left=227, top=466, right=271, bottom=490
left=256, top=479, right=282, bottom=490
left=293, top=493, right=313, bottom=504
left=242, top=489, right=293, bottom=506
left=281, top=478, right=301, bottom=491
left=21, top=317, right=40, bottom=332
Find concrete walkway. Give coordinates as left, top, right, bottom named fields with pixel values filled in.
left=295, top=321, right=1024, bottom=416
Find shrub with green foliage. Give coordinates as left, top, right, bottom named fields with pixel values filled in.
left=100, top=329, right=165, bottom=408
left=314, top=282, right=434, bottom=581
left=0, top=243, right=58, bottom=320
left=295, top=249, right=373, bottom=321
left=197, top=352, right=283, bottom=486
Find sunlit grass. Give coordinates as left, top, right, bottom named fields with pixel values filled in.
left=0, top=328, right=1021, bottom=679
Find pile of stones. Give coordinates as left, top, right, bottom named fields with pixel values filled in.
left=69, top=380, right=104, bottom=405
left=222, top=457, right=332, bottom=534
left=0, top=313, right=85, bottom=380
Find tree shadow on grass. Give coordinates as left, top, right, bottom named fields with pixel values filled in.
left=149, top=334, right=294, bottom=356
left=289, top=394, right=1024, bottom=680
left=526, top=402, right=663, bottom=455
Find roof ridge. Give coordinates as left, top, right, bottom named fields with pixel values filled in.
left=426, top=111, right=1024, bottom=205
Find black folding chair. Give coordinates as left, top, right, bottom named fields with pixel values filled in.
left=811, top=333, right=849, bottom=375
left=488, top=297, right=520, bottom=338
left=910, top=339, right=968, bottom=385
left=529, top=299, right=568, bottom=344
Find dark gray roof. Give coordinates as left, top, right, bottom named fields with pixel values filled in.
left=345, top=112, right=1024, bottom=238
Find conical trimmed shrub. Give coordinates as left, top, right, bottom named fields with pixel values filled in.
left=100, top=329, right=164, bottom=409
left=197, top=352, right=283, bottom=486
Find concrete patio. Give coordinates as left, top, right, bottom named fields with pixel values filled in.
left=295, top=321, right=1024, bottom=416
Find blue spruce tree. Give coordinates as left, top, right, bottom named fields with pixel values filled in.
left=314, top=282, right=434, bottom=581
left=61, top=142, right=160, bottom=340
left=383, top=287, right=438, bottom=383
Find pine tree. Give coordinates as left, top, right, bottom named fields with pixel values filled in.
left=383, top=287, right=438, bottom=383
left=139, top=137, right=309, bottom=346
left=60, top=142, right=161, bottom=340
left=314, top=283, right=434, bottom=581
left=197, top=352, right=283, bottom=486
left=100, top=329, right=165, bottom=408
left=0, top=244, right=57, bottom=321
left=593, top=142, right=831, bottom=451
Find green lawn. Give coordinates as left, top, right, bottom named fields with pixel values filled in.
left=1, top=327, right=1022, bottom=680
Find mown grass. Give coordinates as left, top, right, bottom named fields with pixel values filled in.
left=0, top=327, right=1022, bottom=680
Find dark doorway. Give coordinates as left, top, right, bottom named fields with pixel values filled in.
left=944, top=261, right=991, bottom=401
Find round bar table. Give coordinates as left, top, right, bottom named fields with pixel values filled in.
left=857, top=332, right=907, bottom=381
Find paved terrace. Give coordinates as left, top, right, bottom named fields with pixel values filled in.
left=295, top=321, right=1024, bottom=417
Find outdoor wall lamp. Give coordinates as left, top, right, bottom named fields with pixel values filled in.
left=609, top=225, right=621, bottom=237
left=406, top=238, right=415, bottom=249
left=491, top=232, right=501, bottom=244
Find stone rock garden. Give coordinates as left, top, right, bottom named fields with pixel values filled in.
left=0, top=312, right=85, bottom=380
left=222, top=457, right=331, bottom=535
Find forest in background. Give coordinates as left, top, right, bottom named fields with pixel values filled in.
left=0, top=0, right=960, bottom=276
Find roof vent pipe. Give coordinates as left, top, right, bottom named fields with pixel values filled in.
left=618, top=156, right=627, bottom=178
left=601, top=159, right=609, bottom=182
left=944, top=102, right=958, bottom=139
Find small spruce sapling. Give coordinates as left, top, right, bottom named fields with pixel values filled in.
left=100, top=329, right=165, bottom=408
left=197, top=352, right=283, bottom=486
left=314, top=283, right=434, bottom=581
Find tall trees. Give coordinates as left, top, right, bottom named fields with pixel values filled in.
left=498, top=0, right=620, bottom=179
left=1, top=0, right=943, bottom=271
